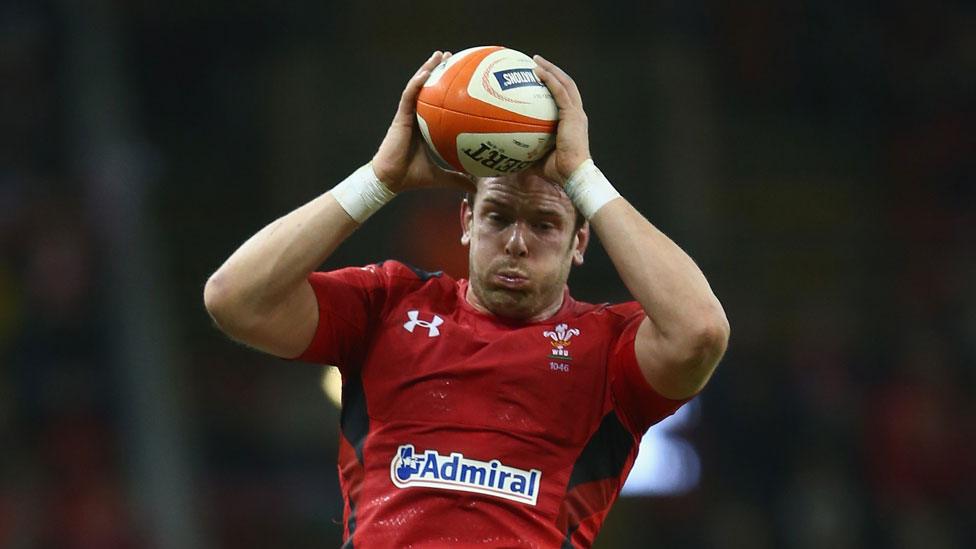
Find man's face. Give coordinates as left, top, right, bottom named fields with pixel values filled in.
left=461, top=172, right=588, bottom=321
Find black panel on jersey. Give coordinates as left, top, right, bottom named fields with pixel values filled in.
left=344, top=495, right=358, bottom=549
left=340, top=371, right=368, bottom=547
left=341, top=371, right=369, bottom=464
left=566, top=411, right=635, bottom=490
left=406, top=264, right=443, bottom=281
left=375, top=260, right=443, bottom=281
left=561, top=524, right=579, bottom=548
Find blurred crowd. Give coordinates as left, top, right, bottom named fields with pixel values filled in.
left=2, top=2, right=973, bottom=548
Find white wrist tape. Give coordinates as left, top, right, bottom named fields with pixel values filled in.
left=563, top=159, right=621, bottom=219
left=331, top=163, right=396, bottom=223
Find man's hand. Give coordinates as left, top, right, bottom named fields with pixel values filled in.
left=532, top=55, right=592, bottom=184
left=372, top=51, right=476, bottom=193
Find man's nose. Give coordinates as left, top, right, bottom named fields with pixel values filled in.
left=504, top=222, right=528, bottom=257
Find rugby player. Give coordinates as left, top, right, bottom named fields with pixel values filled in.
left=204, top=51, right=729, bottom=548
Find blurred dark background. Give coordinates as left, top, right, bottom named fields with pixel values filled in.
left=2, top=1, right=974, bottom=547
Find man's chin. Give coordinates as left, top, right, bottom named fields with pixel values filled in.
left=482, top=288, right=535, bottom=320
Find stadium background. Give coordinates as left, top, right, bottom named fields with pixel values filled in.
left=2, top=1, right=974, bottom=547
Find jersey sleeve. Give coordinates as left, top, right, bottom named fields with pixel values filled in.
left=607, top=303, right=693, bottom=435
left=294, top=263, right=390, bottom=372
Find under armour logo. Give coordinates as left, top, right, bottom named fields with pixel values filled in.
left=403, top=310, right=444, bottom=337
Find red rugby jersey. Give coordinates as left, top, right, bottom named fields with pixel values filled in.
left=297, top=261, right=689, bottom=548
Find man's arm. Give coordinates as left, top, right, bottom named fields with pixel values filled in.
left=591, top=201, right=729, bottom=399
left=204, top=51, right=473, bottom=358
left=203, top=192, right=357, bottom=358
left=533, top=56, right=729, bottom=400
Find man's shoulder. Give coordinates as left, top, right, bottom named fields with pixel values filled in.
left=358, top=260, right=458, bottom=308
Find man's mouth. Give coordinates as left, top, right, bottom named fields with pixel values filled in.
left=493, top=270, right=529, bottom=290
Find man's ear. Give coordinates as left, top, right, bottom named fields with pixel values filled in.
left=460, top=197, right=473, bottom=246
left=572, top=221, right=590, bottom=266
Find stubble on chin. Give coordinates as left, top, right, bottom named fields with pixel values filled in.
left=470, top=275, right=533, bottom=319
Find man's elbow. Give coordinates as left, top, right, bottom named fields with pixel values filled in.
left=691, top=306, right=730, bottom=368
left=204, top=272, right=228, bottom=319
left=668, top=313, right=728, bottom=397
left=203, top=271, right=251, bottom=335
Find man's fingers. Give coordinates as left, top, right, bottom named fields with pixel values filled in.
left=418, top=50, right=445, bottom=76
left=533, top=55, right=576, bottom=96
left=533, top=55, right=583, bottom=108
left=395, top=51, right=444, bottom=121
left=533, top=64, right=578, bottom=115
left=399, top=51, right=442, bottom=107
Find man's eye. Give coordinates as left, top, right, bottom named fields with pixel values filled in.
left=533, top=222, right=555, bottom=231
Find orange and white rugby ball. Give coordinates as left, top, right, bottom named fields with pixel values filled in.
left=417, top=46, right=558, bottom=177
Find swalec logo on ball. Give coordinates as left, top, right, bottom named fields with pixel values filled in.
left=391, top=444, right=541, bottom=505
left=493, top=68, right=544, bottom=91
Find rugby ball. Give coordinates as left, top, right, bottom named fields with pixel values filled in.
left=417, top=46, right=558, bottom=177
